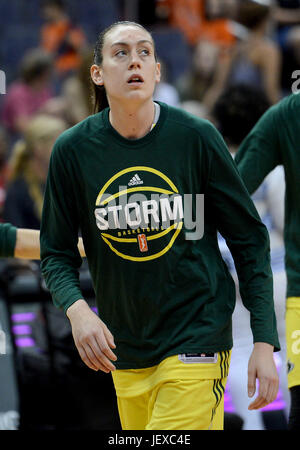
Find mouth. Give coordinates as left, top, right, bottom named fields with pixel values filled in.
left=127, top=74, right=144, bottom=85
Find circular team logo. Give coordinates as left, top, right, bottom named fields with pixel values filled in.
left=94, top=166, right=183, bottom=262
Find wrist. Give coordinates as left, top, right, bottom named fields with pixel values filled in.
left=253, top=342, right=274, bottom=352
left=66, top=298, right=89, bottom=320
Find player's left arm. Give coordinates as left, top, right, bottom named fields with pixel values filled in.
left=247, top=342, right=279, bottom=410
left=203, top=122, right=280, bottom=408
left=235, top=102, right=282, bottom=195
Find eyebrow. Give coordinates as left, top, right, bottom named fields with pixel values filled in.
left=110, top=39, right=154, bottom=48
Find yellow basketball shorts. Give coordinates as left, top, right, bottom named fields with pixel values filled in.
left=111, top=351, right=231, bottom=430
left=286, top=297, right=300, bottom=389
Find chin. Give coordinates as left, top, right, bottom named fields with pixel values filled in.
left=126, top=91, right=150, bottom=102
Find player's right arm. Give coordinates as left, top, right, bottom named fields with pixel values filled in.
left=40, top=135, right=116, bottom=373
left=66, top=299, right=117, bottom=372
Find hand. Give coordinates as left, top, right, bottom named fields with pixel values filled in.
left=247, top=342, right=279, bottom=410
left=66, top=299, right=117, bottom=373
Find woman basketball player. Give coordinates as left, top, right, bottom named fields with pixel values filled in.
left=40, top=21, right=279, bottom=430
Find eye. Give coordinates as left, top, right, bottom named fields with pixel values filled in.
left=140, top=48, right=150, bottom=56
left=115, top=49, right=127, bottom=57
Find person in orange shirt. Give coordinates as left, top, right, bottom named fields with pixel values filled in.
left=158, top=0, right=236, bottom=47
left=40, top=0, right=87, bottom=77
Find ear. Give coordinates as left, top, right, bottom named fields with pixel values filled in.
left=90, top=64, right=104, bottom=86
left=155, top=62, right=161, bottom=84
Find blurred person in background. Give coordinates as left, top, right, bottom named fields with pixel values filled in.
left=274, top=0, right=300, bottom=46
left=0, top=127, right=10, bottom=220
left=176, top=39, right=220, bottom=112
left=203, top=0, right=282, bottom=112
left=1, top=49, right=54, bottom=141
left=62, top=49, right=95, bottom=125
left=153, top=59, right=180, bottom=107
left=213, top=84, right=289, bottom=430
left=280, top=25, right=300, bottom=94
left=40, top=0, right=87, bottom=80
left=3, top=115, right=66, bottom=230
left=275, top=0, right=300, bottom=24
left=158, top=0, right=236, bottom=48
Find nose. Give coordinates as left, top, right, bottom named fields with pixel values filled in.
left=128, top=50, right=141, bottom=69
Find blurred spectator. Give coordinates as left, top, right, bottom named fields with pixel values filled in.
left=0, top=127, right=10, bottom=220
left=203, top=0, right=282, bottom=111
left=154, top=60, right=180, bottom=106
left=275, top=0, right=300, bottom=25
left=1, top=49, right=54, bottom=140
left=274, top=0, right=300, bottom=47
left=40, top=0, right=87, bottom=79
left=213, top=83, right=271, bottom=150
left=176, top=39, right=220, bottom=107
left=180, top=100, right=208, bottom=119
left=157, top=0, right=236, bottom=47
left=280, top=25, right=300, bottom=93
left=3, top=115, right=66, bottom=229
left=61, top=49, right=94, bottom=125
left=213, top=84, right=289, bottom=430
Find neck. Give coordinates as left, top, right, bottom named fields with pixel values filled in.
left=108, top=100, right=156, bottom=140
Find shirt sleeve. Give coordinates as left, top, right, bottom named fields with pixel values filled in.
left=204, top=122, right=280, bottom=350
left=40, top=137, right=84, bottom=313
left=0, top=223, right=17, bottom=257
left=234, top=103, right=282, bottom=194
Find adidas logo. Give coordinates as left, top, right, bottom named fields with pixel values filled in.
left=128, top=174, right=143, bottom=186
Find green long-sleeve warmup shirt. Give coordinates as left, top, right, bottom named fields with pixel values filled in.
left=235, top=93, right=300, bottom=299
left=0, top=223, right=17, bottom=257
left=40, top=102, right=280, bottom=369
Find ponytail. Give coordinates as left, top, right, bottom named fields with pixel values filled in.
left=92, top=83, right=109, bottom=114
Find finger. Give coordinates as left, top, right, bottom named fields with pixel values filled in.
left=85, top=342, right=112, bottom=373
left=248, top=395, right=268, bottom=410
left=248, top=393, right=268, bottom=410
left=94, top=333, right=117, bottom=362
left=102, top=323, right=116, bottom=349
left=257, top=376, right=278, bottom=407
left=258, top=377, right=269, bottom=402
left=266, top=378, right=279, bottom=405
left=248, top=380, right=278, bottom=410
left=247, top=370, right=256, bottom=398
left=89, top=336, right=117, bottom=371
left=249, top=378, right=269, bottom=410
left=77, top=345, right=100, bottom=372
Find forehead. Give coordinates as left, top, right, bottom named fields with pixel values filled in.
left=104, top=25, right=153, bottom=48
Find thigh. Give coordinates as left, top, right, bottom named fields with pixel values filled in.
left=117, top=391, right=151, bottom=430
left=286, top=298, right=300, bottom=389
left=146, top=378, right=227, bottom=430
